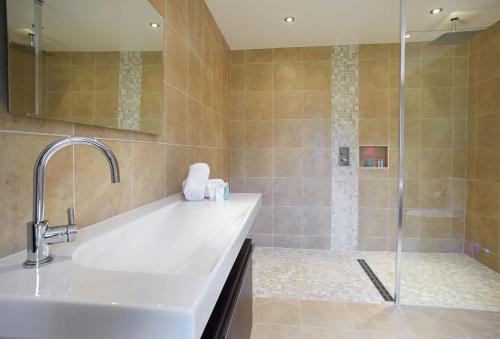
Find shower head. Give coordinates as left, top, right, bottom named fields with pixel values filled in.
left=432, top=17, right=483, bottom=45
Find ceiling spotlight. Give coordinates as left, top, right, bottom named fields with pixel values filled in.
left=430, top=8, right=443, bottom=14
left=284, top=16, right=295, bottom=23
left=405, top=34, right=411, bottom=39
left=150, top=22, right=160, bottom=28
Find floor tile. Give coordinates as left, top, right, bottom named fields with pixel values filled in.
left=344, top=303, right=409, bottom=333
left=299, top=300, right=353, bottom=331
left=250, top=324, right=300, bottom=339
left=253, top=297, right=300, bottom=325
left=301, top=326, right=356, bottom=339
left=397, top=306, right=468, bottom=338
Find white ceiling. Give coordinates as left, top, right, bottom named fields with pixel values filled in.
left=7, top=0, right=163, bottom=51
left=205, top=0, right=500, bottom=50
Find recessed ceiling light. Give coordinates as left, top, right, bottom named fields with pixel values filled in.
left=405, top=34, right=411, bottom=39
left=430, top=8, right=443, bottom=14
left=284, top=16, right=295, bottom=23
left=150, top=22, right=160, bottom=28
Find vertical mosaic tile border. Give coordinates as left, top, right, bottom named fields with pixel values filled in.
left=118, top=51, right=142, bottom=130
left=331, top=45, right=359, bottom=251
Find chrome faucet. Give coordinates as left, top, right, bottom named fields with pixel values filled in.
left=23, top=136, right=120, bottom=269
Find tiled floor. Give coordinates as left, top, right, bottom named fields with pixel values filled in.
left=253, top=247, right=500, bottom=311
left=251, top=297, right=500, bottom=339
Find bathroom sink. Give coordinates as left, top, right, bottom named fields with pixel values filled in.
left=0, top=193, right=261, bottom=339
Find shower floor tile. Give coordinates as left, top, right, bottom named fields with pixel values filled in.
left=252, top=247, right=500, bottom=312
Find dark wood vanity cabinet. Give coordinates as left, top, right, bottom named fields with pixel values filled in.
left=202, top=239, right=253, bottom=339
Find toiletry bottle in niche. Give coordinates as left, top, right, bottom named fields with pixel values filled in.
left=224, top=182, right=230, bottom=200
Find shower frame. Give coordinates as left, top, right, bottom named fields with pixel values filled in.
left=394, top=0, right=406, bottom=305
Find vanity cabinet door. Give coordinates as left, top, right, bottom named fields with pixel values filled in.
left=202, top=239, right=253, bottom=339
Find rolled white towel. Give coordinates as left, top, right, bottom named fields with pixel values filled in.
left=205, top=179, right=225, bottom=200
left=183, top=163, right=210, bottom=201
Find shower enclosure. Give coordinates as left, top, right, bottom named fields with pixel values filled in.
left=396, top=0, right=500, bottom=311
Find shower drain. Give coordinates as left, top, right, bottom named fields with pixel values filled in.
left=357, top=259, right=395, bottom=302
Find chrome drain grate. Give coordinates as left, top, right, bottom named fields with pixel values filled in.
left=357, top=259, right=395, bottom=302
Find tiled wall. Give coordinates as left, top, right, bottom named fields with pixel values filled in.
left=229, top=47, right=333, bottom=249
left=465, top=21, right=500, bottom=272
left=357, top=41, right=468, bottom=252
left=7, top=46, right=35, bottom=115
left=37, top=50, right=162, bottom=133
left=0, top=0, right=230, bottom=258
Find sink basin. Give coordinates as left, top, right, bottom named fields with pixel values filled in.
left=0, top=193, right=261, bottom=339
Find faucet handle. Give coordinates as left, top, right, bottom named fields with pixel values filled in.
left=66, top=208, right=77, bottom=242
left=67, top=207, right=75, bottom=225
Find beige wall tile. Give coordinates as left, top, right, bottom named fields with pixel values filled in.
left=274, top=207, right=302, bottom=235
left=303, top=90, right=331, bottom=119
left=475, top=112, right=500, bottom=147
left=359, top=118, right=388, bottom=145
left=359, top=59, right=389, bottom=89
left=245, top=63, right=272, bottom=91
left=359, top=89, right=389, bottom=118
left=245, top=92, right=272, bottom=120
left=273, top=149, right=302, bottom=177
left=250, top=206, right=273, bottom=234
left=94, top=65, right=119, bottom=91
left=302, top=61, right=331, bottom=90
left=358, top=208, right=389, bottom=237
left=245, top=120, right=273, bottom=147
left=187, top=50, right=202, bottom=101
left=302, top=177, right=331, bottom=206
left=165, top=85, right=187, bottom=144
left=245, top=49, right=273, bottom=63
left=272, top=48, right=302, bottom=62
left=420, top=149, right=452, bottom=179
left=420, top=180, right=450, bottom=209
left=230, top=64, right=244, bottom=92
left=132, top=143, right=166, bottom=207
left=230, top=93, right=244, bottom=120
left=230, top=50, right=244, bottom=64
left=421, top=88, right=453, bottom=117
left=359, top=179, right=388, bottom=208
left=273, top=178, right=302, bottom=206
left=245, top=177, right=273, bottom=205
left=359, top=44, right=389, bottom=59
left=230, top=120, right=245, bottom=148
left=75, top=140, right=132, bottom=228
left=273, top=62, right=302, bottom=90
left=230, top=149, right=245, bottom=177
left=421, top=119, right=452, bottom=148
left=186, top=99, right=202, bottom=146
left=303, top=149, right=331, bottom=177
left=165, top=25, right=188, bottom=91
left=303, top=120, right=332, bottom=148
left=301, top=46, right=331, bottom=61
left=273, top=92, right=302, bottom=119
left=245, top=149, right=273, bottom=177
left=273, top=120, right=302, bottom=148
left=0, top=133, right=73, bottom=257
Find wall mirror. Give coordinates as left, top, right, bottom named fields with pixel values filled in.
left=6, top=0, right=164, bottom=134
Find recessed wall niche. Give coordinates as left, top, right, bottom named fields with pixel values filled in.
left=359, top=145, right=388, bottom=168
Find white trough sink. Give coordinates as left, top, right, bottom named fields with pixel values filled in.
left=0, top=193, right=261, bottom=339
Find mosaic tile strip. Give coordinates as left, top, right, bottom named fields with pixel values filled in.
left=118, top=51, right=142, bottom=130
left=331, top=45, right=359, bottom=251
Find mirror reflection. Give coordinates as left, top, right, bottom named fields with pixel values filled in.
left=7, top=0, right=164, bottom=134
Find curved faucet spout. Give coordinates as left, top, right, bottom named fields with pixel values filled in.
left=24, top=136, right=120, bottom=268
left=33, top=136, right=120, bottom=224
